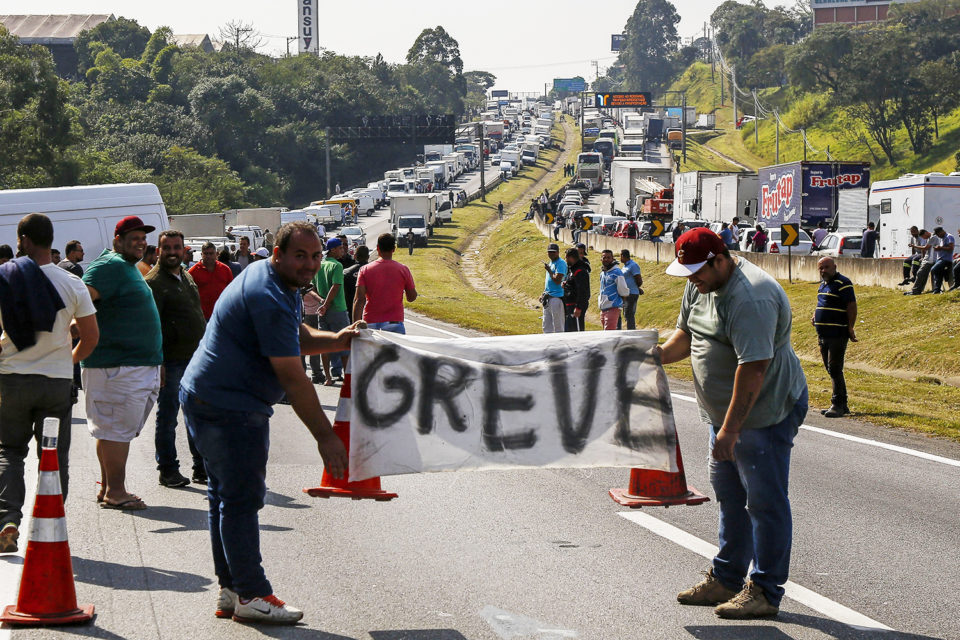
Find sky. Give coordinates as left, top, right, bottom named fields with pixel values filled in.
left=4, top=1, right=793, bottom=93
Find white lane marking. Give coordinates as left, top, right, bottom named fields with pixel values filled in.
left=619, top=512, right=894, bottom=633
left=404, top=322, right=960, bottom=468
left=404, top=318, right=469, bottom=339
left=669, top=393, right=960, bottom=468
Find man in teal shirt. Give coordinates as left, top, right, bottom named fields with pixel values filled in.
left=541, top=243, right=567, bottom=333
left=82, top=216, right=163, bottom=511
left=312, top=238, right=350, bottom=385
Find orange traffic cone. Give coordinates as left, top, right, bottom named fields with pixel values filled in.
left=303, top=371, right=398, bottom=501
left=609, top=437, right=708, bottom=508
left=1, top=418, right=94, bottom=626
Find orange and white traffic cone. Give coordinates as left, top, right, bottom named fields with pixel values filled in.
left=303, top=370, right=398, bottom=502
left=1, top=418, right=94, bottom=625
left=609, top=438, right=708, bottom=508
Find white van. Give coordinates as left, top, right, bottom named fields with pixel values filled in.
left=0, top=183, right=169, bottom=269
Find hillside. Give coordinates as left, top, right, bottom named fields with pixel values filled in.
left=670, top=62, right=960, bottom=179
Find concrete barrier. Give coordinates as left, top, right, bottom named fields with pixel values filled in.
left=533, top=218, right=905, bottom=288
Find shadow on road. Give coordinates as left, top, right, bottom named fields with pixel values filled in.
left=132, top=504, right=208, bottom=533
left=371, top=631, right=469, bottom=640
left=266, top=490, right=310, bottom=510
left=29, top=622, right=130, bottom=640
left=686, top=612, right=947, bottom=640
left=72, top=556, right=212, bottom=592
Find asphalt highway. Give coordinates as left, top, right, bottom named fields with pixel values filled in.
left=1, top=163, right=958, bottom=640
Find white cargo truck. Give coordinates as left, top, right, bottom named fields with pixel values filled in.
left=424, top=144, right=453, bottom=163
left=426, top=160, right=451, bottom=186
left=168, top=212, right=227, bottom=238
left=700, top=173, right=759, bottom=224
left=869, top=172, right=960, bottom=259
left=673, top=171, right=745, bottom=220
left=0, top=183, right=169, bottom=269
left=390, top=194, right=438, bottom=233
left=610, top=158, right=673, bottom=216
left=442, top=154, right=460, bottom=179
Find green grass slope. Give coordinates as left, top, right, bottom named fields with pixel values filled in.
left=669, top=62, right=960, bottom=180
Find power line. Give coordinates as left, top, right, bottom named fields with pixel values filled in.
left=711, top=39, right=832, bottom=160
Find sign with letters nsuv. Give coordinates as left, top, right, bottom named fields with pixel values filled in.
left=299, top=0, right=319, bottom=54
left=347, top=330, right=677, bottom=481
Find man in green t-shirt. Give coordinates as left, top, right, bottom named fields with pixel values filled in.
left=82, top=216, right=163, bottom=511
left=311, top=238, right=350, bottom=386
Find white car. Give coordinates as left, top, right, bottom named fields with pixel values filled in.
left=811, top=232, right=867, bottom=258
left=339, top=225, right=366, bottom=249
left=766, top=227, right=814, bottom=255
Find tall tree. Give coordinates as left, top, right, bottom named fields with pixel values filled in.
left=619, top=0, right=681, bottom=93
left=834, top=26, right=909, bottom=165
left=74, top=17, right=151, bottom=75
left=406, top=26, right=463, bottom=76
left=0, top=26, right=76, bottom=187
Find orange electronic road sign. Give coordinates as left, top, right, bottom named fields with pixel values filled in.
left=594, top=92, right=652, bottom=109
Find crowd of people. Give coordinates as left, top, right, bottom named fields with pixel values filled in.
left=901, top=225, right=958, bottom=295
left=0, top=213, right=416, bottom=624
left=540, top=243, right=643, bottom=334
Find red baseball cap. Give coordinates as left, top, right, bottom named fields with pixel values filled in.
left=666, top=227, right=726, bottom=277
left=114, top=215, right=155, bottom=237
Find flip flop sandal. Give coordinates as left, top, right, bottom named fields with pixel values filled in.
left=99, top=498, right=147, bottom=511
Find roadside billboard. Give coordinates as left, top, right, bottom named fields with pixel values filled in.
left=553, top=78, right=587, bottom=93
left=298, top=0, right=319, bottom=54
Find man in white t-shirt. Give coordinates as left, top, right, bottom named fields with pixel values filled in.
left=0, top=214, right=99, bottom=553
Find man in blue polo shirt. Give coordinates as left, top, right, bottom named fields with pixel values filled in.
left=812, top=257, right=857, bottom=418
left=180, top=221, right=357, bottom=625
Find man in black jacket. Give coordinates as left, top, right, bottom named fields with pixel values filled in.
left=563, top=247, right=590, bottom=332
left=145, top=230, right=209, bottom=487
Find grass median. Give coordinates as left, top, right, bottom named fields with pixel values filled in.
left=394, top=123, right=567, bottom=334
left=396, top=119, right=960, bottom=440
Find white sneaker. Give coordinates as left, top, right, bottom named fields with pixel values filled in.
left=215, top=587, right=237, bottom=619
left=232, top=594, right=303, bottom=625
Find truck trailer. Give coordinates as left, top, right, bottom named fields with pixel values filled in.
left=610, top=158, right=673, bottom=217
left=758, top=161, right=870, bottom=232
left=869, top=172, right=960, bottom=259
left=700, top=174, right=759, bottom=224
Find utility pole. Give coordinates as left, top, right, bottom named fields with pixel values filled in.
left=720, top=67, right=724, bottom=106
left=732, top=67, right=737, bottom=127
left=285, top=36, right=297, bottom=57
left=325, top=127, right=331, bottom=199
left=753, top=90, right=758, bottom=146
left=775, top=111, right=780, bottom=163
left=681, top=91, right=687, bottom=165
left=580, top=91, right=585, bottom=149
left=802, top=129, right=807, bottom=161
left=476, top=123, right=486, bottom=202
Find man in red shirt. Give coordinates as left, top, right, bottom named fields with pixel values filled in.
left=352, top=234, right=417, bottom=334
left=188, top=242, right=234, bottom=319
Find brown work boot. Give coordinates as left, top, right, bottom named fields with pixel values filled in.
left=677, top=569, right=739, bottom=606
left=714, top=581, right=779, bottom=619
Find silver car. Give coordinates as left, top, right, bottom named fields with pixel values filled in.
left=339, top=226, right=366, bottom=249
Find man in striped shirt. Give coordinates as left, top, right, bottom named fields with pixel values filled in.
left=812, top=257, right=857, bottom=418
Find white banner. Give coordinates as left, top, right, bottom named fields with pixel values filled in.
left=348, top=330, right=678, bottom=481
left=298, top=0, right=319, bottom=54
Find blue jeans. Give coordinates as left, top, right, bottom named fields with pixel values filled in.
left=930, top=257, right=952, bottom=292
left=368, top=321, right=406, bottom=334
left=155, top=360, right=203, bottom=473
left=180, top=390, right=272, bottom=598
left=708, top=387, right=808, bottom=607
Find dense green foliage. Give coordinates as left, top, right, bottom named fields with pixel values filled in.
left=0, top=20, right=491, bottom=214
